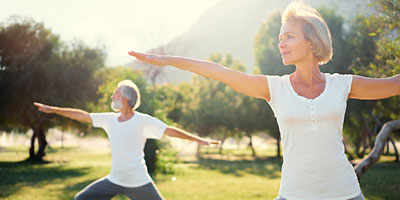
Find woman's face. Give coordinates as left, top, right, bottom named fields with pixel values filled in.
left=278, top=21, right=313, bottom=65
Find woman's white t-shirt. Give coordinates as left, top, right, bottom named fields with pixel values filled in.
left=90, top=111, right=168, bottom=187
left=266, top=73, right=361, bottom=200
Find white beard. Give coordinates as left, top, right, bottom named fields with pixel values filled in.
left=111, top=99, right=123, bottom=112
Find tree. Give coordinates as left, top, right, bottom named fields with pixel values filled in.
left=0, top=17, right=105, bottom=161
left=254, top=10, right=294, bottom=76
left=350, top=0, right=400, bottom=176
left=354, top=120, right=400, bottom=178
left=208, top=53, right=260, bottom=156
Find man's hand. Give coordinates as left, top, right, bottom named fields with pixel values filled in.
left=128, top=51, right=169, bottom=66
left=198, top=139, right=221, bottom=146
left=33, top=102, right=56, bottom=114
left=33, top=102, right=91, bottom=123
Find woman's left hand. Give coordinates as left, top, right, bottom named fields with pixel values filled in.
left=128, top=51, right=169, bottom=66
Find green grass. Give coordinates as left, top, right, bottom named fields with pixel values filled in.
left=0, top=146, right=399, bottom=200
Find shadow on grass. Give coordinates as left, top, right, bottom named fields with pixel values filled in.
left=60, top=178, right=96, bottom=200
left=192, top=156, right=283, bottom=179
left=0, top=160, right=90, bottom=199
left=360, top=161, right=400, bottom=200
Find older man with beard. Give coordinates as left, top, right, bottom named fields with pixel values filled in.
left=34, top=79, right=219, bottom=200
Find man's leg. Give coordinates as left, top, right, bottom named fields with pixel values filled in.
left=74, top=177, right=122, bottom=200
left=122, top=182, right=164, bottom=200
left=273, top=193, right=364, bottom=200
left=348, top=193, right=365, bottom=200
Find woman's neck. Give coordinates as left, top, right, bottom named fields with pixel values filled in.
left=293, top=59, right=324, bottom=86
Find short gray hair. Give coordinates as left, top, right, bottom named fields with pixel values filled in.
left=117, top=80, right=141, bottom=110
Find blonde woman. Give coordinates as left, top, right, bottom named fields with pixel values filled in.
left=128, top=2, right=399, bottom=199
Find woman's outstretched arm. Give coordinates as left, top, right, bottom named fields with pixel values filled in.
left=349, top=75, right=400, bottom=100
left=128, top=51, right=271, bottom=101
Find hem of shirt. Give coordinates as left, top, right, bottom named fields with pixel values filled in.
left=279, top=190, right=361, bottom=200
left=105, top=174, right=152, bottom=188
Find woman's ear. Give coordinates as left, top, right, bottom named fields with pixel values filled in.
left=307, top=40, right=313, bottom=50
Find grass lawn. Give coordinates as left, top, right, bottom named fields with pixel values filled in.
left=0, top=146, right=399, bottom=200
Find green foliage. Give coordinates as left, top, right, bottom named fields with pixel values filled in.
left=0, top=17, right=105, bottom=129
left=154, top=139, right=179, bottom=175
left=0, top=17, right=105, bottom=160
left=342, top=0, right=400, bottom=156
left=254, top=11, right=294, bottom=76
left=318, top=8, right=349, bottom=73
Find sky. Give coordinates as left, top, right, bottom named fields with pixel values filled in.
left=0, top=0, right=222, bottom=66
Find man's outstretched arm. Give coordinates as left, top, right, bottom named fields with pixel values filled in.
left=33, top=102, right=92, bottom=123
left=164, top=126, right=220, bottom=146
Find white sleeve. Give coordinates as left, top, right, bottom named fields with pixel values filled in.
left=266, top=75, right=281, bottom=106
left=142, top=115, right=168, bottom=139
left=90, top=113, right=112, bottom=128
left=333, top=74, right=353, bottom=99
left=342, top=74, right=353, bottom=98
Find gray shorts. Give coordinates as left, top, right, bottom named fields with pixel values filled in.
left=274, top=193, right=364, bottom=200
left=74, top=177, right=164, bottom=200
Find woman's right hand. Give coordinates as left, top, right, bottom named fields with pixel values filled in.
left=129, top=50, right=270, bottom=101
left=128, top=51, right=169, bottom=66
left=33, top=102, right=56, bottom=114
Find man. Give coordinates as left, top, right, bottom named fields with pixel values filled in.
left=34, top=79, right=219, bottom=200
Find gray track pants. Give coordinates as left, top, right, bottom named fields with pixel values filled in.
left=74, top=177, right=164, bottom=200
left=274, top=192, right=364, bottom=200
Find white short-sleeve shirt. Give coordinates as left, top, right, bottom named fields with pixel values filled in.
left=90, top=111, right=168, bottom=187
left=267, top=73, right=361, bottom=200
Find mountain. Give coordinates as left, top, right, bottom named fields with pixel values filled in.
left=129, top=0, right=367, bottom=84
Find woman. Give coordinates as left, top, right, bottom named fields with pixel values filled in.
left=128, top=2, right=399, bottom=199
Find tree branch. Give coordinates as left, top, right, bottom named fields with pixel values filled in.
left=354, top=119, right=400, bottom=179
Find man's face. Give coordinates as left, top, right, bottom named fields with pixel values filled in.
left=111, top=87, right=124, bottom=112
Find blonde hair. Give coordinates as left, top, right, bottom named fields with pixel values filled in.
left=117, top=80, right=141, bottom=110
left=282, top=1, right=332, bottom=65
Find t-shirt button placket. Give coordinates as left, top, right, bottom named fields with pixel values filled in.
left=310, top=100, right=317, bottom=131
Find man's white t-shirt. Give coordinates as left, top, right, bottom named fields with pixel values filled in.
left=90, top=111, right=168, bottom=187
left=267, top=73, right=361, bottom=200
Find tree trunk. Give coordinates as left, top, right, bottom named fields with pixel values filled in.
left=196, top=130, right=207, bottom=157
left=219, top=132, right=228, bottom=155
left=28, top=125, right=48, bottom=161
left=36, top=125, right=47, bottom=161
left=358, top=115, right=373, bottom=158
left=29, top=130, right=36, bottom=159
left=276, top=135, right=281, bottom=158
left=354, top=119, right=400, bottom=179
left=388, top=137, right=399, bottom=162
left=355, top=130, right=362, bottom=158
left=245, top=133, right=256, bottom=157
left=385, top=139, right=390, bottom=155
left=359, top=131, right=367, bottom=158
left=20, top=110, right=53, bottom=161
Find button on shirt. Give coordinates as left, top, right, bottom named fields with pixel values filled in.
left=90, top=111, right=168, bottom=187
left=267, top=73, right=361, bottom=200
